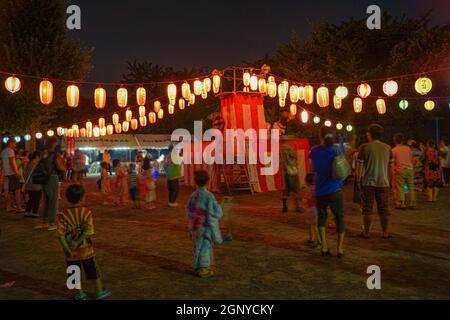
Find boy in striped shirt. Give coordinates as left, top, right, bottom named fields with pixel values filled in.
left=56, top=184, right=111, bottom=300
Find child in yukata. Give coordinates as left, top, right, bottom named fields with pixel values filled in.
left=303, top=173, right=321, bottom=249
left=186, top=171, right=223, bottom=278
left=113, top=159, right=128, bottom=206
left=281, top=144, right=304, bottom=213
left=139, top=170, right=157, bottom=210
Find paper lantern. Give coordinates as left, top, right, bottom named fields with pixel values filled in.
left=86, top=121, right=93, bottom=133
left=24, top=134, right=31, bottom=141
left=324, top=120, right=332, bottom=127
left=139, top=116, right=147, bottom=127
left=376, top=98, right=386, bottom=114
left=66, top=129, right=73, bottom=138
left=100, top=127, right=107, bottom=137
left=383, top=80, right=398, bottom=97
left=47, top=130, right=54, bottom=137
left=424, top=100, right=435, bottom=111
left=316, top=85, right=329, bottom=108
left=304, top=85, right=314, bottom=105
left=93, top=126, right=100, bottom=138
left=157, top=109, right=164, bottom=119
left=354, top=97, right=363, bottom=113
left=66, top=85, right=79, bottom=107
left=122, top=121, right=130, bottom=132
left=213, top=75, right=221, bottom=94
left=74, top=127, right=80, bottom=138
left=5, top=76, right=21, bottom=93
left=399, top=100, right=409, bottom=110
left=86, top=126, right=92, bottom=138
left=346, top=125, right=353, bottom=132
left=203, top=78, right=211, bottom=93
left=126, top=109, right=133, bottom=122
left=98, top=117, right=106, bottom=128
left=189, top=93, right=196, bottom=105
left=250, top=75, right=258, bottom=91
left=35, top=132, right=43, bottom=140
left=136, top=87, right=146, bottom=106
left=167, top=83, right=177, bottom=105
left=301, top=110, right=309, bottom=123
left=131, top=119, right=139, bottom=130
left=289, top=85, right=299, bottom=103
left=148, top=112, right=157, bottom=124
left=193, top=80, right=203, bottom=95
left=282, top=81, right=289, bottom=93
left=182, top=82, right=191, bottom=100
left=14, top=136, right=21, bottom=143
left=298, top=86, right=305, bottom=101
left=415, top=77, right=432, bottom=95
left=40, top=80, right=53, bottom=105
left=56, top=128, right=63, bottom=136
left=139, top=106, right=146, bottom=118
left=290, top=104, right=297, bottom=116
left=357, top=83, right=371, bottom=98
left=168, top=104, right=175, bottom=115
left=267, top=81, right=277, bottom=98
left=268, top=76, right=275, bottom=83
left=258, top=79, right=266, bottom=94
left=154, top=100, right=161, bottom=113
left=243, top=72, right=251, bottom=87
left=335, top=85, right=348, bottom=99
left=107, top=125, right=114, bottom=136
left=178, top=98, right=185, bottom=110
left=278, top=83, right=287, bottom=101
left=336, top=123, right=343, bottom=131
left=112, top=113, right=120, bottom=125
left=313, top=116, right=321, bottom=124
left=117, top=88, right=128, bottom=107
left=333, top=95, right=342, bottom=109
left=80, top=128, right=86, bottom=138
left=95, top=87, right=106, bottom=109
left=115, top=123, right=122, bottom=134
left=279, top=97, right=286, bottom=108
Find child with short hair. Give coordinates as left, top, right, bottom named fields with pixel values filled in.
left=56, top=184, right=110, bottom=300
left=304, top=173, right=321, bottom=249
left=186, top=171, right=223, bottom=278
left=128, top=164, right=139, bottom=209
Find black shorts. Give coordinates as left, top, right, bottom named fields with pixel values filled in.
left=129, top=187, right=138, bottom=201
left=6, top=175, right=20, bottom=192
left=67, top=257, right=100, bottom=281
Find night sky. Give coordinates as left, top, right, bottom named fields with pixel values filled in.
left=73, top=0, right=449, bottom=82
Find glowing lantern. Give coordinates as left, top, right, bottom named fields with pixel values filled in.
left=336, top=123, right=343, bottom=131
left=346, top=125, right=353, bottom=132
left=24, top=134, right=32, bottom=141
left=376, top=98, right=386, bottom=114
left=250, top=75, right=258, bottom=91
left=148, top=112, right=157, bottom=124
left=290, top=85, right=299, bottom=103
left=201, top=87, right=208, bottom=99
left=126, top=109, right=133, bottom=122
left=278, top=83, right=287, bottom=101
left=98, top=117, right=106, bottom=128
left=304, top=85, right=314, bottom=105
left=335, top=85, right=348, bottom=99
left=267, top=81, right=277, bottom=98
left=282, top=81, right=289, bottom=93
left=290, top=104, right=297, bottom=116
left=157, top=109, right=164, bottom=119
left=93, top=126, right=100, bottom=138
left=193, top=80, right=203, bottom=95
left=95, top=87, right=106, bottom=109
left=399, top=100, right=409, bottom=110
left=66, top=129, right=73, bottom=138
left=324, top=120, right=332, bottom=127
left=189, top=93, right=196, bottom=105
left=316, top=85, right=329, bottom=108
left=357, top=83, right=371, bottom=98
left=168, top=104, right=175, bottom=115
left=5, top=76, right=21, bottom=93
left=243, top=87, right=250, bottom=93
left=35, top=132, right=43, bottom=140
left=112, top=113, right=120, bottom=125
left=203, top=78, right=211, bottom=93
left=100, top=127, right=107, bottom=137
left=182, top=83, right=191, bottom=100
left=40, top=80, right=53, bottom=105
left=313, top=116, right=321, bottom=124
left=66, top=85, right=79, bottom=107
left=86, top=121, right=93, bottom=133
left=80, top=128, right=86, bottom=138
left=106, top=125, right=114, bottom=136
left=47, top=130, right=54, bottom=137
left=132, top=118, right=140, bottom=130
left=122, top=121, right=129, bottom=132
left=73, top=126, right=80, bottom=138
left=354, top=97, right=363, bottom=113
left=179, top=98, right=185, bottom=110
left=139, top=116, right=147, bottom=127
left=154, top=100, right=161, bottom=113
left=115, top=123, right=122, bottom=134
left=424, top=100, right=435, bottom=111
left=139, top=106, right=146, bottom=118
left=258, top=79, right=266, bottom=94
left=167, top=83, right=177, bottom=105
left=213, top=75, right=221, bottom=94
left=333, top=95, right=342, bottom=109
left=117, top=88, right=128, bottom=107
left=268, top=76, right=275, bottom=83
left=298, top=86, right=305, bottom=101
left=136, top=87, right=146, bottom=106
left=14, top=136, right=21, bottom=143
left=301, top=110, right=309, bottom=123
left=243, top=72, right=251, bottom=87
left=415, top=77, right=432, bottom=95
left=279, top=97, right=286, bottom=108
left=86, top=126, right=92, bottom=138
left=57, top=127, right=63, bottom=136
left=383, top=80, right=398, bottom=97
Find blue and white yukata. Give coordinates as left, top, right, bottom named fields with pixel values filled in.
left=186, top=187, right=223, bottom=270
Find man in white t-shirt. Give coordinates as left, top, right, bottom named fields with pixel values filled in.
left=1, top=139, right=24, bottom=213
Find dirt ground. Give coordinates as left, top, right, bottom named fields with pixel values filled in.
left=0, top=177, right=449, bottom=300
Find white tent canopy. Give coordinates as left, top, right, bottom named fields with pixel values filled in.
left=74, top=134, right=172, bottom=151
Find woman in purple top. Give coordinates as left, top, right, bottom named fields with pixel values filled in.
left=309, top=126, right=345, bottom=258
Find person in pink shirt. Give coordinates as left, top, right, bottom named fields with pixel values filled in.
left=392, top=134, right=415, bottom=210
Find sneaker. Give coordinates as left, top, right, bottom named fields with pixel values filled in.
left=168, top=202, right=179, bottom=208
left=95, top=289, right=111, bottom=300
left=74, top=292, right=88, bottom=301
left=34, top=224, right=49, bottom=230
left=47, top=225, right=57, bottom=231
left=196, top=268, right=214, bottom=278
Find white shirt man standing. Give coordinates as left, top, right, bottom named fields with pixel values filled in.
left=1, top=139, right=24, bottom=212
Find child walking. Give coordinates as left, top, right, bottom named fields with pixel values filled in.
left=303, top=173, right=321, bottom=249
left=186, top=171, right=223, bottom=278
left=113, top=160, right=128, bottom=206
left=56, top=184, right=111, bottom=300
left=139, top=170, right=157, bottom=210
left=100, top=162, right=111, bottom=205
left=128, top=164, right=140, bottom=209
